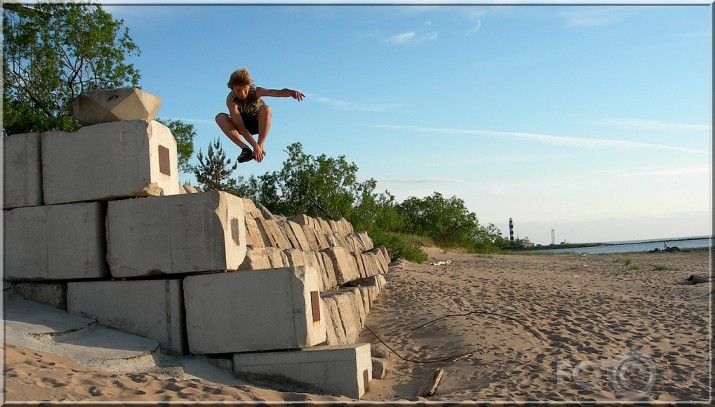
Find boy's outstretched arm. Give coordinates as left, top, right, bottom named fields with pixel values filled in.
left=256, top=87, right=305, bottom=101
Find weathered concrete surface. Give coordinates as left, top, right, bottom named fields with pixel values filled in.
left=321, top=246, right=360, bottom=286
left=67, top=279, right=186, bottom=354
left=183, top=266, right=325, bottom=354
left=233, top=343, right=372, bottom=399
left=11, top=282, right=67, bottom=310
left=3, top=132, right=43, bottom=208
left=68, top=87, right=162, bottom=125
left=3, top=202, right=108, bottom=281
left=42, top=120, right=181, bottom=204
left=106, top=191, right=246, bottom=277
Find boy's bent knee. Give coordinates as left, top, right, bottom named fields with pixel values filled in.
left=215, top=113, right=229, bottom=123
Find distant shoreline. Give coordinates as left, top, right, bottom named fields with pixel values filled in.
left=510, top=235, right=712, bottom=252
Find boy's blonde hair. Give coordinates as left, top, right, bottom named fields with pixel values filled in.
left=227, top=67, right=253, bottom=88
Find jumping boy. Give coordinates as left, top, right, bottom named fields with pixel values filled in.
left=215, top=67, right=305, bottom=163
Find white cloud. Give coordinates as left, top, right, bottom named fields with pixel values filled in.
left=382, top=31, right=438, bottom=46
left=372, top=124, right=710, bottom=154
left=558, top=6, right=629, bottom=28
left=591, top=166, right=711, bottom=177
left=594, top=118, right=711, bottom=131
left=308, top=94, right=401, bottom=112
left=377, top=177, right=462, bottom=185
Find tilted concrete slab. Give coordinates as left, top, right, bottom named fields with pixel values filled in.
left=106, top=191, right=246, bottom=277
left=3, top=202, right=108, bottom=281
left=233, top=343, right=372, bottom=399
left=3, top=132, right=43, bottom=208
left=183, top=266, right=326, bottom=354
left=67, top=279, right=186, bottom=354
left=321, top=246, right=360, bottom=286
left=42, top=120, right=181, bottom=205
left=68, top=87, right=162, bottom=125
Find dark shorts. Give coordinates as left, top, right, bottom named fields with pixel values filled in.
left=241, top=114, right=259, bottom=135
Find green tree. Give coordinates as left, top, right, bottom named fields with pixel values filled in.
left=3, top=2, right=140, bottom=135
left=194, top=138, right=238, bottom=192
left=244, top=142, right=376, bottom=220
left=398, top=192, right=480, bottom=246
left=156, top=118, right=195, bottom=174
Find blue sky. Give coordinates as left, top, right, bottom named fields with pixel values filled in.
left=104, top=2, right=712, bottom=244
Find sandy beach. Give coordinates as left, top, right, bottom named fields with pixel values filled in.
left=4, top=247, right=712, bottom=403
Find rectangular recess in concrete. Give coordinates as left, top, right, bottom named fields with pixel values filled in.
left=233, top=343, right=372, bottom=399
left=106, top=191, right=246, bottom=277
left=183, top=266, right=325, bottom=354
left=41, top=120, right=181, bottom=204
left=3, top=202, right=108, bottom=281
left=67, top=279, right=186, bottom=354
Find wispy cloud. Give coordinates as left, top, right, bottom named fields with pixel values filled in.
left=372, top=124, right=710, bottom=154
left=591, top=166, right=711, bottom=177
left=377, top=177, right=462, bottom=185
left=309, top=94, right=401, bottom=112
left=381, top=30, right=438, bottom=46
left=594, top=118, right=711, bottom=131
left=558, top=6, right=629, bottom=28
left=164, top=117, right=215, bottom=126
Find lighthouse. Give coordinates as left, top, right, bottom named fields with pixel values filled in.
left=509, top=218, right=514, bottom=243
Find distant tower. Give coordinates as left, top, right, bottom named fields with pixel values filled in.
left=509, top=218, right=514, bottom=243
left=551, top=229, right=555, bottom=245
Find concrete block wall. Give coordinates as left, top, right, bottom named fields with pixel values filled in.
left=2, top=90, right=392, bottom=399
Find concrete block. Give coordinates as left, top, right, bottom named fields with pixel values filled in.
left=285, top=220, right=311, bottom=251
left=321, top=296, right=346, bottom=345
left=283, top=248, right=306, bottom=268
left=319, top=251, right=339, bottom=291
left=67, top=279, right=186, bottom=354
left=266, top=247, right=288, bottom=268
left=244, top=215, right=268, bottom=248
left=279, top=220, right=301, bottom=250
left=68, top=87, right=162, bottom=125
left=233, top=343, right=372, bottom=399
left=3, top=132, right=43, bottom=208
left=183, top=266, right=326, bottom=354
left=256, top=203, right=276, bottom=221
left=238, top=247, right=272, bottom=271
left=106, top=191, right=246, bottom=277
left=301, top=224, right=321, bottom=251
left=302, top=251, right=326, bottom=292
left=352, top=252, right=367, bottom=279
left=372, top=357, right=388, bottom=379
left=241, top=198, right=263, bottom=219
left=330, top=290, right=361, bottom=344
left=322, top=246, right=360, bottom=286
left=42, top=120, right=181, bottom=205
left=355, top=232, right=374, bottom=251
left=3, top=202, right=108, bottom=281
left=12, top=282, right=67, bottom=310
left=255, top=217, right=291, bottom=249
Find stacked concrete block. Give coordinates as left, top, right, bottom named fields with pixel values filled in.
left=183, top=266, right=325, bottom=354
left=106, top=191, right=246, bottom=277
left=3, top=202, right=108, bottom=281
left=234, top=343, right=372, bottom=399
left=67, top=279, right=186, bottom=354
left=42, top=120, right=181, bottom=204
left=3, top=132, right=43, bottom=208
left=68, top=87, right=162, bottom=126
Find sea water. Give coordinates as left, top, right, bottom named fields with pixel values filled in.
left=543, top=236, right=712, bottom=255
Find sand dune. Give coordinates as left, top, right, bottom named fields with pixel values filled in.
left=4, top=247, right=711, bottom=403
